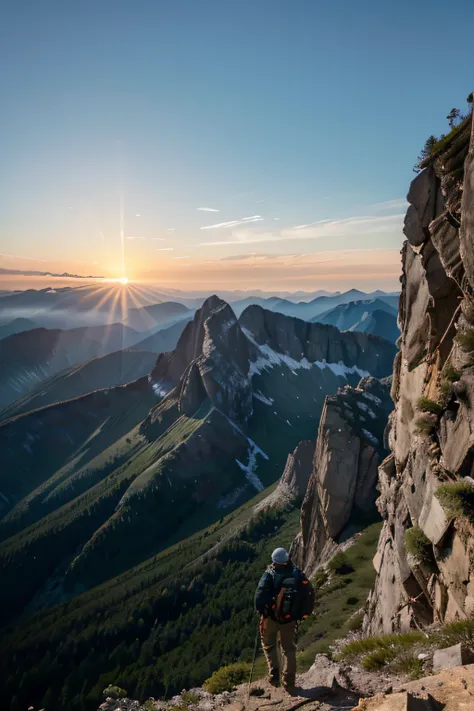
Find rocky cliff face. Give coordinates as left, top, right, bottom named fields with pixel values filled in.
left=293, top=376, right=393, bottom=575
left=365, top=112, right=474, bottom=634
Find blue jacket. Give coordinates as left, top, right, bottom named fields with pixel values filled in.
left=254, top=562, right=303, bottom=615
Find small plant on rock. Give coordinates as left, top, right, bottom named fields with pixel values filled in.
left=404, top=526, right=432, bottom=563
left=435, top=481, right=474, bottom=521
left=103, top=685, right=128, bottom=699
left=443, top=363, right=461, bottom=382
left=455, top=328, right=474, bottom=353
left=416, top=397, right=443, bottom=415
left=414, top=413, right=437, bottom=436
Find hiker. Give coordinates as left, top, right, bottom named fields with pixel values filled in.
left=254, top=547, right=314, bottom=691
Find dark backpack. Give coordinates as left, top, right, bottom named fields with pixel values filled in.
left=272, top=569, right=315, bottom=623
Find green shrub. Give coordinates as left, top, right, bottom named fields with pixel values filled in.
left=455, top=328, right=474, bottom=353
left=435, top=481, right=474, bottom=520
left=103, top=685, right=127, bottom=699
left=416, top=397, right=442, bottom=415
left=404, top=526, right=432, bottom=562
left=328, top=552, right=355, bottom=575
left=203, top=662, right=251, bottom=694
left=414, top=414, right=437, bottom=435
left=362, top=647, right=396, bottom=670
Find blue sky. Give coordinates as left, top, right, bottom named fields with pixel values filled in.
left=1, top=0, right=474, bottom=290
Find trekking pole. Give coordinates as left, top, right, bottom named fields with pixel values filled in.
left=247, top=618, right=261, bottom=700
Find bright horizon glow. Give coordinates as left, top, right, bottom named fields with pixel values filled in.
left=119, top=277, right=129, bottom=285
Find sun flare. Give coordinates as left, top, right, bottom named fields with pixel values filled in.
left=119, top=277, right=129, bottom=285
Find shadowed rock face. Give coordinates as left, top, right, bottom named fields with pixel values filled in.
left=365, top=113, right=474, bottom=635
left=292, top=376, right=393, bottom=575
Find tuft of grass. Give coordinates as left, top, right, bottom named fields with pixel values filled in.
left=455, top=328, right=474, bottom=353
left=435, top=481, right=474, bottom=521
left=417, top=397, right=443, bottom=415
left=433, top=619, right=474, bottom=647
left=439, top=379, right=453, bottom=401
left=362, top=648, right=396, bottom=671
left=414, top=414, right=437, bottom=435
left=443, top=363, right=461, bottom=383
left=338, top=631, right=425, bottom=661
left=203, top=662, right=251, bottom=694
left=391, top=653, right=425, bottom=680
left=404, top=526, right=432, bottom=562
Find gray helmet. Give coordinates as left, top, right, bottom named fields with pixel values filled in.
left=271, top=547, right=289, bottom=564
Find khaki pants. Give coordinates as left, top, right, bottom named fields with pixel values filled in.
left=260, top=616, right=297, bottom=685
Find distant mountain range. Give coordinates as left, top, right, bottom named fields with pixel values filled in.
left=0, top=322, right=139, bottom=410
left=0, top=348, right=158, bottom=419
left=0, top=296, right=396, bottom=628
left=312, top=298, right=400, bottom=343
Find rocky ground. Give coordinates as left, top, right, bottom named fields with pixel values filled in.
left=97, top=652, right=438, bottom=711
left=99, top=657, right=474, bottom=711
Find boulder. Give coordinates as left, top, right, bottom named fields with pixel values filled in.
left=432, top=642, right=473, bottom=671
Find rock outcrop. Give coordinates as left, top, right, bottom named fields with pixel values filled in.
left=293, top=376, right=393, bottom=575
left=365, top=111, right=474, bottom=634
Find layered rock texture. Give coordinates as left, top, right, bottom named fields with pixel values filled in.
left=293, top=376, right=393, bottom=575
left=365, top=112, right=474, bottom=634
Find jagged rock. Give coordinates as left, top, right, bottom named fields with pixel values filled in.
left=293, top=376, right=393, bottom=575
left=256, top=440, right=315, bottom=511
left=365, top=112, right=474, bottom=635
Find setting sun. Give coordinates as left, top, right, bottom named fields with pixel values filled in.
left=119, top=277, right=129, bottom=285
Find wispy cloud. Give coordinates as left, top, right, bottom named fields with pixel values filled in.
left=198, top=207, right=219, bottom=212
left=200, top=215, right=263, bottom=231
left=158, top=247, right=174, bottom=251
left=136, top=213, right=141, bottom=217
left=168, top=228, right=176, bottom=232
left=125, top=236, right=145, bottom=240
left=199, top=213, right=404, bottom=247
left=152, top=238, right=166, bottom=241
left=368, top=198, right=408, bottom=212
left=220, top=253, right=259, bottom=261
left=173, top=256, right=190, bottom=260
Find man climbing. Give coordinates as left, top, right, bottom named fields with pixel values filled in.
left=254, top=547, right=314, bottom=691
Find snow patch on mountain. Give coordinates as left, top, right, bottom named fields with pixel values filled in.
left=236, top=441, right=265, bottom=492
left=242, top=327, right=370, bottom=380
left=253, top=391, right=274, bottom=405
